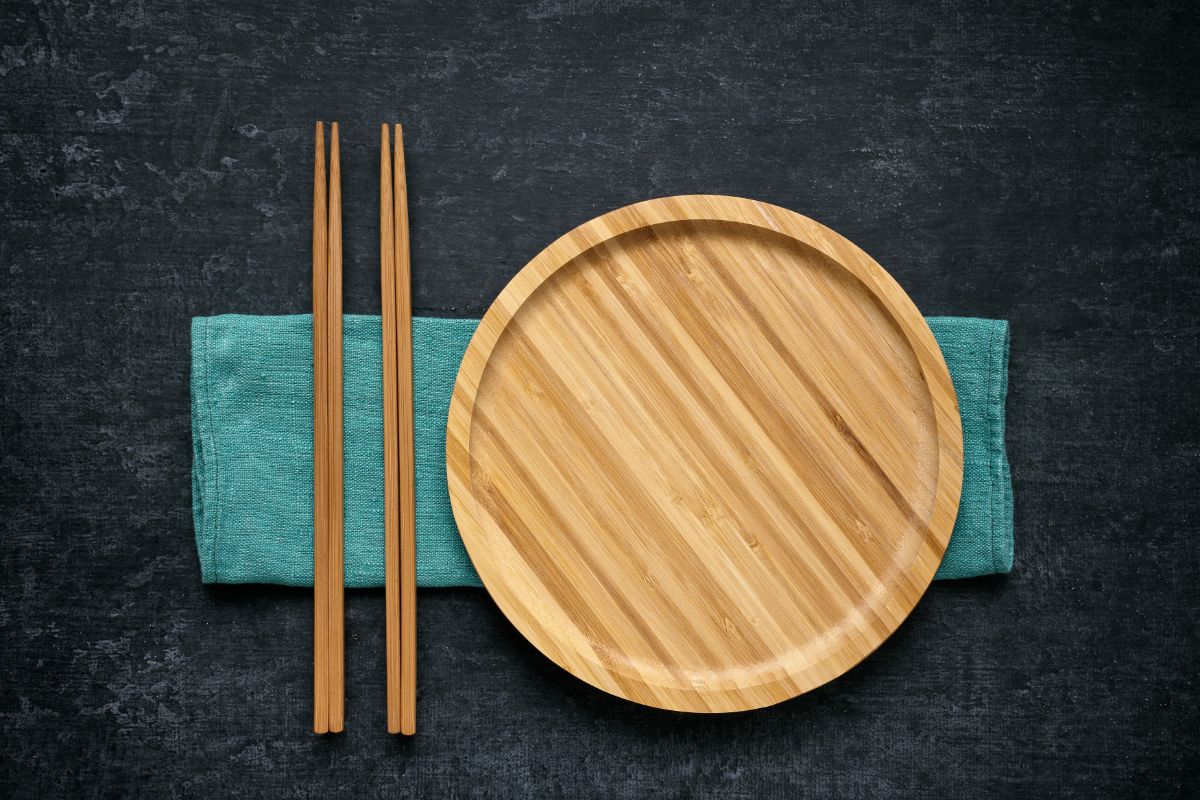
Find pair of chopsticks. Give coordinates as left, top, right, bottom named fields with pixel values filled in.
left=380, top=123, right=417, bottom=736
left=313, top=121, right=344, bottom=734
left=311, top=121, right=416, bottom=736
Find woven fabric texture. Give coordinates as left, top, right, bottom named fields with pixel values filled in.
left=190, top=314, right=1012, bottom=587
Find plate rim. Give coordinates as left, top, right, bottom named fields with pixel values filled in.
left=446, top=194, right=963, bottom=712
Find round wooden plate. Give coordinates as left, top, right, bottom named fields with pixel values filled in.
left=447, top=195, right=962, bottom=712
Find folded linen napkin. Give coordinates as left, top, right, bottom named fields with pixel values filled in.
left=190, top=314, right=1012, bottom=587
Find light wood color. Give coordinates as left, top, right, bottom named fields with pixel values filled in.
left=394, top=124, right=418, bottom=737
left=447, top=195, right=963, bottom=713
left=312, top=121, right=329, bottom=734
left=327, top=122, right=345, bottom=733
left=380, top=125, right=400, bottom=730
left=381, top=123, right=417, bottom=735
left=312, top=121, right=344, bottom=733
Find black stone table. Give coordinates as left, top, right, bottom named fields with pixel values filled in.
left=1, top=2, right=1196, bottom=797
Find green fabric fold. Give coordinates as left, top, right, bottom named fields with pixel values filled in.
left=190, top=314, right=1012, bottom=587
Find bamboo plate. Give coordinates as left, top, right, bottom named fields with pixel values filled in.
left=447, top=195, right=962, bottom=713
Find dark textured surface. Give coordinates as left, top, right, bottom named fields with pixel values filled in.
left=1, top=0, right=1198, bottom=796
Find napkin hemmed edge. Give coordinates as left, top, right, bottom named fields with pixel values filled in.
left=988, top=319, right=1014, bottom=575
left=191, top=317, right=219, bottom=584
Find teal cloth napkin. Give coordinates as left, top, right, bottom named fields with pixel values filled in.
left=190, top=314, right=1012, bottom=587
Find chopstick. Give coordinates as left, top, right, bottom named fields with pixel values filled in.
left=313, top=121, right=328, bottom=734
left=313, top=121, right=345, bottom=734
left=327, top=122, right=345, bottom=733
left=396, top=123, right=417, bottom=737
left=381, top=123, right=416, bottom=735
left=380, top=125, right=400, bottom=732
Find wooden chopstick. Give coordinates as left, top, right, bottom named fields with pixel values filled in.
left=326, top=122, right=345, bottom=733
left=382, top=123, right=417, bottom=735
left=395, top=123, right=417, bottom=737
left=313, top=121, right=330, bottom=734
left=380, top=124, right=402, bottom=732
left=313, top=121, right=344, bottom=734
